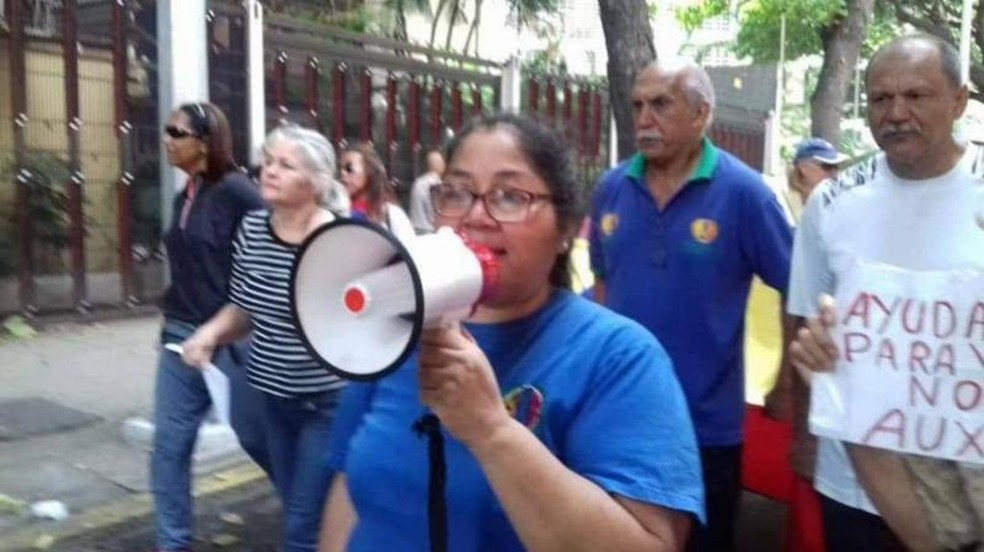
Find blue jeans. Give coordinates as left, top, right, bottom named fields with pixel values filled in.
left=151, top=319, right=270, bottom=551
left=263, top=390, right=338, bottom=552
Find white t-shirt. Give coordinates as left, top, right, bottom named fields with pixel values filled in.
left=408, top=172, right=441, bottom=233
left=787, top=143, right=984, bottom=514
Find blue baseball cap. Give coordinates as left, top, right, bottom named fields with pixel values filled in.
left=793, top=138, right=849, bottom=165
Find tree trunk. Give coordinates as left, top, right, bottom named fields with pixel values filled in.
left=597, top=0, right=655, bottom=160
left=810, top=0, right=875, bottom=143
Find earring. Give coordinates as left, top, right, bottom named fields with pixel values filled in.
left=559, top=240, right=571, bottom=253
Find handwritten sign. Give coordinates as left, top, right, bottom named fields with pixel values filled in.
left=809, top=261, right=984, bottom=464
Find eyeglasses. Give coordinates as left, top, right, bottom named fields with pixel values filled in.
left=164, top=125, right=199, bottom=140
left=430, top=183, right=553, bottom=223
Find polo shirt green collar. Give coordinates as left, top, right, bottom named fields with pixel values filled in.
left=626, top=138, right=718, bottom=183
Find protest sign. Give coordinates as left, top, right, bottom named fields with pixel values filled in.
left=809, top=261, right=984, bottom=464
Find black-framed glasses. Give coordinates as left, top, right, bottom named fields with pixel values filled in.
left=164, top=125, right=199, bottom=140
left=430, top=183, right=553, bottom=223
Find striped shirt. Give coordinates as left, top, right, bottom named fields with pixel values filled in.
left=229, top=210, right=345, bottom=397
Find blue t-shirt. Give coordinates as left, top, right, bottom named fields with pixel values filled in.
left=590, top=141, right=792, bottom=446
left=328, top=290, right=703, bottom=551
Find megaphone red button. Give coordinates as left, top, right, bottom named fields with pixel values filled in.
left=343, top=285, right=368, bottom=315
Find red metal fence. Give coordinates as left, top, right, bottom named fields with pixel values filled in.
left=709, top=122, right=766, bottom=172
left=1, top=1, right=617, bottom=316
left=260, top=12, right=503, bottom=193
left=522, top=72, right=610, bottom=191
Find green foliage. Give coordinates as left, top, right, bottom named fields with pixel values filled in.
left=522, top=46, right=568, bottom=75
left=0, top=152, right=78, bottom=277
left=507, top=0, right=560, bottom=26
left=320, top=7, right=377, bottom=33
left=733, top=0, right=844, bottom=62
left=676, top=0, right=729, bottom=33
left=861, top=2, right=899, bottom=57
left=18, top=153, right=73, bottom=251
left=677, top=0, right=894, bottom=64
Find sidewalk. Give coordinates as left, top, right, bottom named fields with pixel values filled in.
left=0, top=312, right=263, bottom=551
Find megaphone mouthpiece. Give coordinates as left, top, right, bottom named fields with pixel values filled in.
left=456, top=232, right=499, bottom=304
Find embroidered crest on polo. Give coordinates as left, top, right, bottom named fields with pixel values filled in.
left=600, top=213, right=618, bottom=237
left=690, top=218, right=719, bottom=245
left=503, top=385, right=544, bottom=430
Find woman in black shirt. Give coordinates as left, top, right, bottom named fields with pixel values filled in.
left=153, top=102, right=268, bottom=552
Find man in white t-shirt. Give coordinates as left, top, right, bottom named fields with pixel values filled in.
left=788, top=35, right=984, bottom=551
left=407, top=149, right=445, bottom=233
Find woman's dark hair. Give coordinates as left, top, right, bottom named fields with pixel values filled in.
left=343, top=143, right=391, bottom=223
left=177, top=102, right=237, bottom=184
left=442, top=113, right=585, bottom=289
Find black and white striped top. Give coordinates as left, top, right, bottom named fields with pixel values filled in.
left=229, top=210, right=344, bottom=398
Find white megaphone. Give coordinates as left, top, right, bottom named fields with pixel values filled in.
left=290, top=218, right=499, bottom=381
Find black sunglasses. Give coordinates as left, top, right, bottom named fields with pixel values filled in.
left=164, top=125, right=199, bottom=140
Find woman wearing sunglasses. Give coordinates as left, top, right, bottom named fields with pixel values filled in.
left=153, top=102, right=270, bottom=552
left=319, top=114, right=704, bottom=552
left=338, top=143, right=415, bottom=241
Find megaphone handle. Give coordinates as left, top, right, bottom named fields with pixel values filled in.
left=413, top=413, right=448, bottom=552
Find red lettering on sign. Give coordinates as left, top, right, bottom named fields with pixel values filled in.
left=876, top=339, right=898, bottom=370
left=915, top=415, right=946, bottom=452
left=844, top=293, right=871, bottom=330
left=953, top=381, right=982, bottom=412
left=955, top=421, right=984, bottom=459
left=933, top=301, right=957, bottom=339
left=902, top=299, right=926, bottom=335
left=871, top=294, right=900, bottom=334
left=967, top=302, right=984, bottom=340
left=971, top=344, right=984, bottom=370
left=909, top=376, right=940, bottom=408
left=863, top=409, right=906, bottom=448
left=843, top=333, right=872, bottom=362
left=909, top=341, right=932, bottom=374
left=934, top=344, right=956, bottom=376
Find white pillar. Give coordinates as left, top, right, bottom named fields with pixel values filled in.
left=499, top=57, right=522, bottom=114
left=763, top=109, right=781, bottom=177
left=157, top=0, right=209, bottom=232
left=247, top=0, right=266, bottom=166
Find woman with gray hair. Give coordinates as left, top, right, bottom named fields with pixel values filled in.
left=181, top=124, right=346, bottom=552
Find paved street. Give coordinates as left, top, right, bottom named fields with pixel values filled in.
left=45, top=477, right=280, bottom=552
left=44, top=484, right=785, bottom=551
left=0, top=314, right=787, bottom=552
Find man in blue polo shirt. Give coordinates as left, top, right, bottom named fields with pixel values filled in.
left=590, top=61, right=794, bottom=552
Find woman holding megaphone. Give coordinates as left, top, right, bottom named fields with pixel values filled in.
left=181, top=124, right=349, bottom=552
left=319, top=114, right=704, bottom=552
